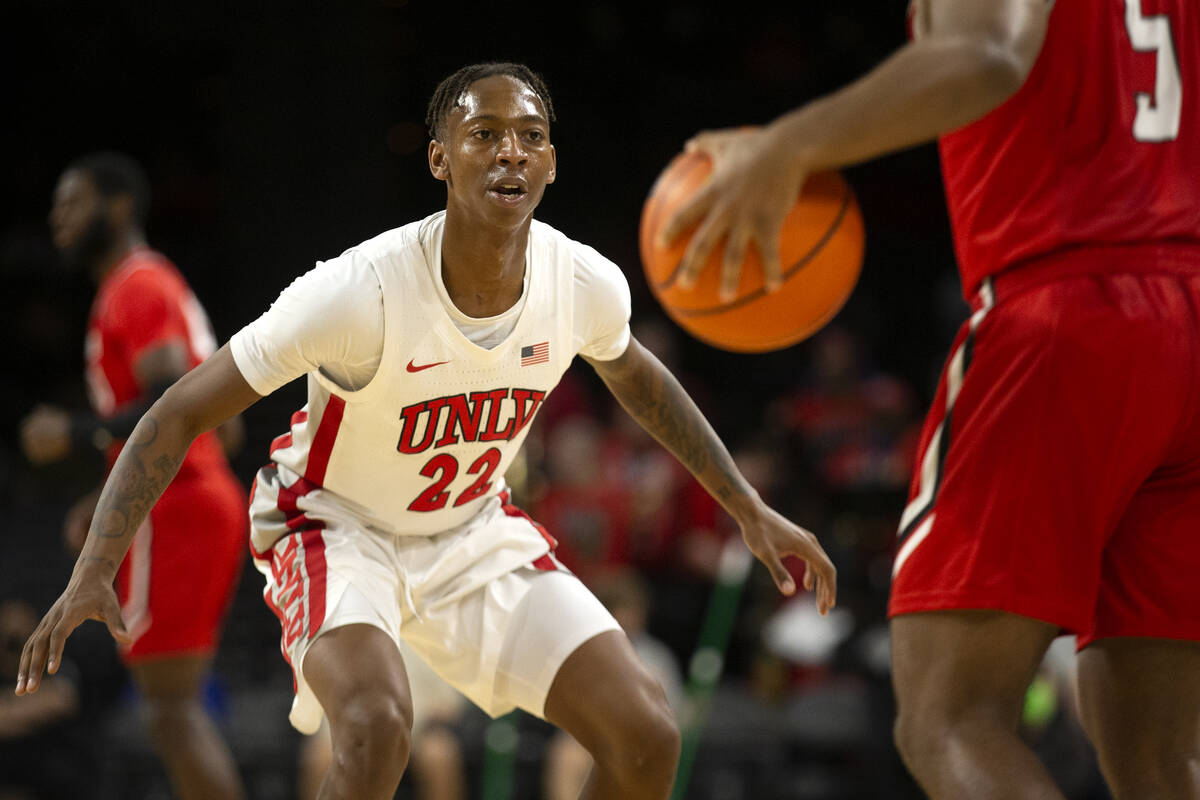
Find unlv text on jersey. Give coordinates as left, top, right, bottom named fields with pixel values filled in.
left=396, top=388, right=547, bottom=454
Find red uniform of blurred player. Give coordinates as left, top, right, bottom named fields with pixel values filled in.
left=20, top=152, right=247, bottom=800
left=663, top=1, right=1200, bottom=797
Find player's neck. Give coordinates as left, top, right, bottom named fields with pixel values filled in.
left=91, top=231, right=148, bottom=283
left=440, top=214, right=528, bottom=318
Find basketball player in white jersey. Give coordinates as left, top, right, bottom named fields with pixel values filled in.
left=15, top=62, right=837, bottom=800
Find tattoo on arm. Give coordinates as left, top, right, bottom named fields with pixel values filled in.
left=616, top=362, right=711, bottom=472
left=80, top=556, right=118, bottom=574
left=93, top=417, right=184, bottom=542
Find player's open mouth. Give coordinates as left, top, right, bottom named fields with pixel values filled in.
left=488, top=180, right=528, bottom=204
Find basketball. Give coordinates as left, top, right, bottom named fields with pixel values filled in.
left=639, top=151, right=865, bottom=353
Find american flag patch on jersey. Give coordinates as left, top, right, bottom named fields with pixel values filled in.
left=520, top=341, right=549, bottom=366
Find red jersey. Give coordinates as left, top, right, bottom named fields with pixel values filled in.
left=938, top=0, right=1200, bottom=297
left=86, top=247, right=226, bottom=478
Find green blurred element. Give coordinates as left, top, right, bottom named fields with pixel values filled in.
left=1022, top=675, right=1058, bottom=730
left=670, top=542, right=754, bottom=800
left=480, top=711, right=520, bottom=800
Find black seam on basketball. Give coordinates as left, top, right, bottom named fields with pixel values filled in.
left=669, top=185, right=852, bottom=317
left=647, top=157, right=718, bottom=291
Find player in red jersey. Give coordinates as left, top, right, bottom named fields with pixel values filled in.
left=19, top=152, right=248, bottom=800
left=661, top=1, right=1200, bottom=798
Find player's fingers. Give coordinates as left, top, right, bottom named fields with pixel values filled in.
left=677, top=209, right=727, bottom=290
left=784, top=531, right=837, bottom=613
left=760, top=230, right=784, bottom=294
left=16, top=621, right=52, bottom=695
left=100, top=594, right=131, bottom=644
left=813, top=555, right=838, bottom=615
left=45, top=622, right=70, bottom=675
left=720, top=227, right=751, bottom=302
left=683, top=128, right=739, bottom=158
left=819, top=569, right=838, bottom=616
left=757, top=547, right=796, bottom=596
left=683, top=131, right=719, bottom=155
left=658, top=182, right=718, bottom=250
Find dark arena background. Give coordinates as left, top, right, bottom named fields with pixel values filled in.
left=2, top=2, right=1112, bottom=799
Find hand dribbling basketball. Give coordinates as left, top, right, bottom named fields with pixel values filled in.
left=639, top=126, right=864, bottom=353
left=663, top=126, right=804, bottom=297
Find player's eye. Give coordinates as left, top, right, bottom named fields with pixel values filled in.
left=473, top=129, right=492, bottom=141
left=526, top=130, right=544, bottom=142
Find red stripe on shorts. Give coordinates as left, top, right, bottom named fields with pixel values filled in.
left=531, top=554, right=557, bottom=571
left=302, top=528, right=328, bottom=639
left=498, top=489, right=559, bottom=567
left=269, top=432, right=293, bottom=454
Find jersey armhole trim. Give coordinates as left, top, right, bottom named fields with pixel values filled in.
left=310, top=254, right=391, bottom=404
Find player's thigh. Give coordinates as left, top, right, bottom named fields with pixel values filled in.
left=256, top=518, right=406, bottom=734
left=128, top=654, right=214, bottom=704
left=302, top=623, right=413, bottom=728
left=542, top=628, right=676, bottom=754
left=1076, top=638, right=1200, bottom=769
left=890, top=610, right=1059, bottom=727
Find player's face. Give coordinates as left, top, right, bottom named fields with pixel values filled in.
left=432, top=74, right=556, bottom=224
left=49, top=170, right=112, bottom=266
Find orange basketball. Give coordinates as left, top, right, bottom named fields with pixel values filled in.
left=639, top=151, right=864, bottom=353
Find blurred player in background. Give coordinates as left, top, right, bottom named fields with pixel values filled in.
left=19, top=152, right=247, bottom=800
left=15, top=65, right=836, bottom=800
left=661, top=1, right=1200, bottom=798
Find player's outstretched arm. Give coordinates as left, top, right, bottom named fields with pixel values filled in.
left=586, top=337, right=836, bottom=612
left=662, top=0, right=1051, bottom=296
left=15, top=344, right=262, bottom=697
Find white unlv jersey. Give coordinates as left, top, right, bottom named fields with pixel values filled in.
left=242, top=212, right=629, bottom=552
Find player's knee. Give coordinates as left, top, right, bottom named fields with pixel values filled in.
left=142, top=695, right=202, bottom=743
left=893, top=707, right=947, bottom=773
left=644, top=705, right=682, bottom=773
left=892, top=712, right=919, bottom=770
left=605, top=685, right=680, bottom=781
left=330, top=693, right=414, bottom=771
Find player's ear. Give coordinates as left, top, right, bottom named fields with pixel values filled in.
left=108, top=193, right=135, bottom=229
left=429, top=139, right=449, bottom=182
left=546, top=144, right=556, bottom=185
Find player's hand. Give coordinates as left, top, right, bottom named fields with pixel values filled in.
left=62, top=490, right=101, bottom=555
left=737, top=500, right=836, bottom=614
left=15, top=578, right=129, bottom=696
left=658, top=125, right=810, bottom=301
left=19, top=405, right=72, bottom=465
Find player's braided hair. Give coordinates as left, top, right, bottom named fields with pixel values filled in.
left=425, top=62, right=555, bottom=141
left=67, top=151, right=151, bottom=228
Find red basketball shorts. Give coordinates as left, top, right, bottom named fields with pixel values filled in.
left=889, top=252, right=1200, bottom=646
left=115, top=467, right=247, bottom=662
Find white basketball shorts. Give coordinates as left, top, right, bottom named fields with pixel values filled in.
left=251, top=490, right=620, bottom=734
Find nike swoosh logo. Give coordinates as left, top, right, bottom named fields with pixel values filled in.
left=406, top=359, right=450, bottom=373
